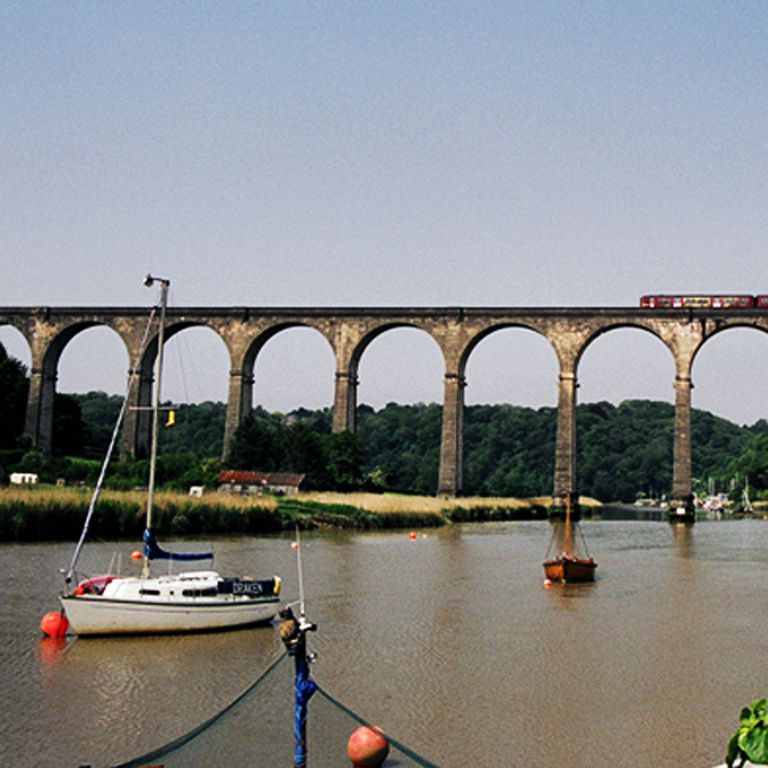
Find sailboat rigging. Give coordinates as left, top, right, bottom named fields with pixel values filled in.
left=543, top=493, right=597, bottom=583
left=59, top=275, right=281, bottom=635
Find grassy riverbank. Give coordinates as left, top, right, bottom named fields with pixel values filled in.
left=0, top=485, right=579, bottom=542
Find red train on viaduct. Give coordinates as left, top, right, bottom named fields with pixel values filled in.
left=640, top=295, right=768, bottom=309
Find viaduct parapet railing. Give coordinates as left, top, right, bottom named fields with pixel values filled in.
left=2, top=305, right=767, bottom=501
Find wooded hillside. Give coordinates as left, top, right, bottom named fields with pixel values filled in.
left=3, top=342, right=767, bottom=502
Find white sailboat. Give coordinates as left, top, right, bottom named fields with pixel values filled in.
left=60, top=275, right=281, bottom=636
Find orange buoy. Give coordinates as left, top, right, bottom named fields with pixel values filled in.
left=130, top=550, right=142, bottom=560
left=291, top=541, right=299, bottom=550
left=543, top=578, right=553, bottom=588
left=347, top=725, right=390, bottom=767
left=40, top=611, right=69, bottom=638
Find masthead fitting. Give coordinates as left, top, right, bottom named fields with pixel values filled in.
left=143, top=274, right=170, bottom=288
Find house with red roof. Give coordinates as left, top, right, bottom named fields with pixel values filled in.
left=218, top=470, right=305, bottom=496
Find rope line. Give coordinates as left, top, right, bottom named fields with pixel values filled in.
left=314, top=683, right=440, bottom=767
left=575, top=521, right=592, bottom=558
left=111, top=650, right=288, bottom=768
left=108, top=654, right=438, bottom=767
left=544, top=522, right=557, bottom=560
left=66, top=305, right=157, bottom=583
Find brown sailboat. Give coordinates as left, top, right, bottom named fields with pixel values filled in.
left=543, top=494, right=597, bottom=583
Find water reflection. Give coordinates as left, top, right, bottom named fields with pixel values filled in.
left=4, top=522, right=768, bottom=767
left=35, top=637, right=70, bottom=672
left=669, top=520, right=695, bottom=558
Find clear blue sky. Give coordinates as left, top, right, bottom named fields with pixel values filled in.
left=1, top=2, right=767, bottom=424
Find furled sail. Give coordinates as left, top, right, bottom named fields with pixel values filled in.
left=143, top=529, right=213, bottom=562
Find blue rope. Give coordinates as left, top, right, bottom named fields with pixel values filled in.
left=293, top=649, right=317, bottom=767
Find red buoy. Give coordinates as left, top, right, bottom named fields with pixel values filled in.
left=40, top=611, right=69, bottom=638
left=130, top=550, right=142, bottom=560
left=347, top=725, right=390, bottom=767
left=408, top=532, right=417, bottom=540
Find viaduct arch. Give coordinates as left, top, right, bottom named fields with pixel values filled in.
left=2, top=305, right=767, bottom=503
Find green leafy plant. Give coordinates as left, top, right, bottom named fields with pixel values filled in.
left=727, top=699, right=768, bottom=767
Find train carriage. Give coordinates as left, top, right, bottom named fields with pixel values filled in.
left=640, top=295, right=756, bottom=309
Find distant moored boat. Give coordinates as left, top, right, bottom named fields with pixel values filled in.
left=543, top=494, right=597, bottom=584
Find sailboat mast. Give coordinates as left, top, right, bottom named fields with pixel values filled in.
left=143, top=275, right=170, bottom=580
left=564, top=493, right=572, bottom=558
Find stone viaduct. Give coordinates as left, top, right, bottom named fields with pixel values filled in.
left=2, top=305, right=767, bottom=503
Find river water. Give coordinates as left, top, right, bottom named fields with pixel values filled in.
left=2, top=517, right=766, bottom=767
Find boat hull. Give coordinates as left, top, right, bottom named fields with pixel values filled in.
left=543, top=556, right=597, bottom=583
left=61, top=593, right=280, bottom=635
left=61, top=572, right=281, bottom=635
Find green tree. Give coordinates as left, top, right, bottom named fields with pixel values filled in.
left=325, top=431, right=365, bottom=490
left=0, top=343, right=28, bottom=449
left=282, top=421, right=328, bottom=489
left=73, top=391, right=123, bottom=457
left=52, top=393, right=85, bottom=457
left=225, top=412, right=280, bottom=470
left=159, top=400, right=226, bottom=458
left=7, top=383, right=768, bottom=500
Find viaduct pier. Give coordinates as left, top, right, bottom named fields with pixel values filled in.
left=2, top=304, right=767, bottom=503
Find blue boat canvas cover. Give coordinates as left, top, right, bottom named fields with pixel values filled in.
left=142, top=528, right=213, bottom=562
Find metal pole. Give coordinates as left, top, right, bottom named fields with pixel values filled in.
left=142, top=275, right=169, bottom=580
left=279, top=607, right=317, bottom=767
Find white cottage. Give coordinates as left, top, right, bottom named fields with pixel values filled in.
left=10, top=472, right=39, bottom=485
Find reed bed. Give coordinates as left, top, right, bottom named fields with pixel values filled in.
left=0, top=485, right=281, bottom=542
left=294, top=491, right=581, bottom=523
left=0, top=485, right=601, bottom=541
left=0, top=485, right=278, bottom=510
left=297, top=491, right=552, bottom=514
